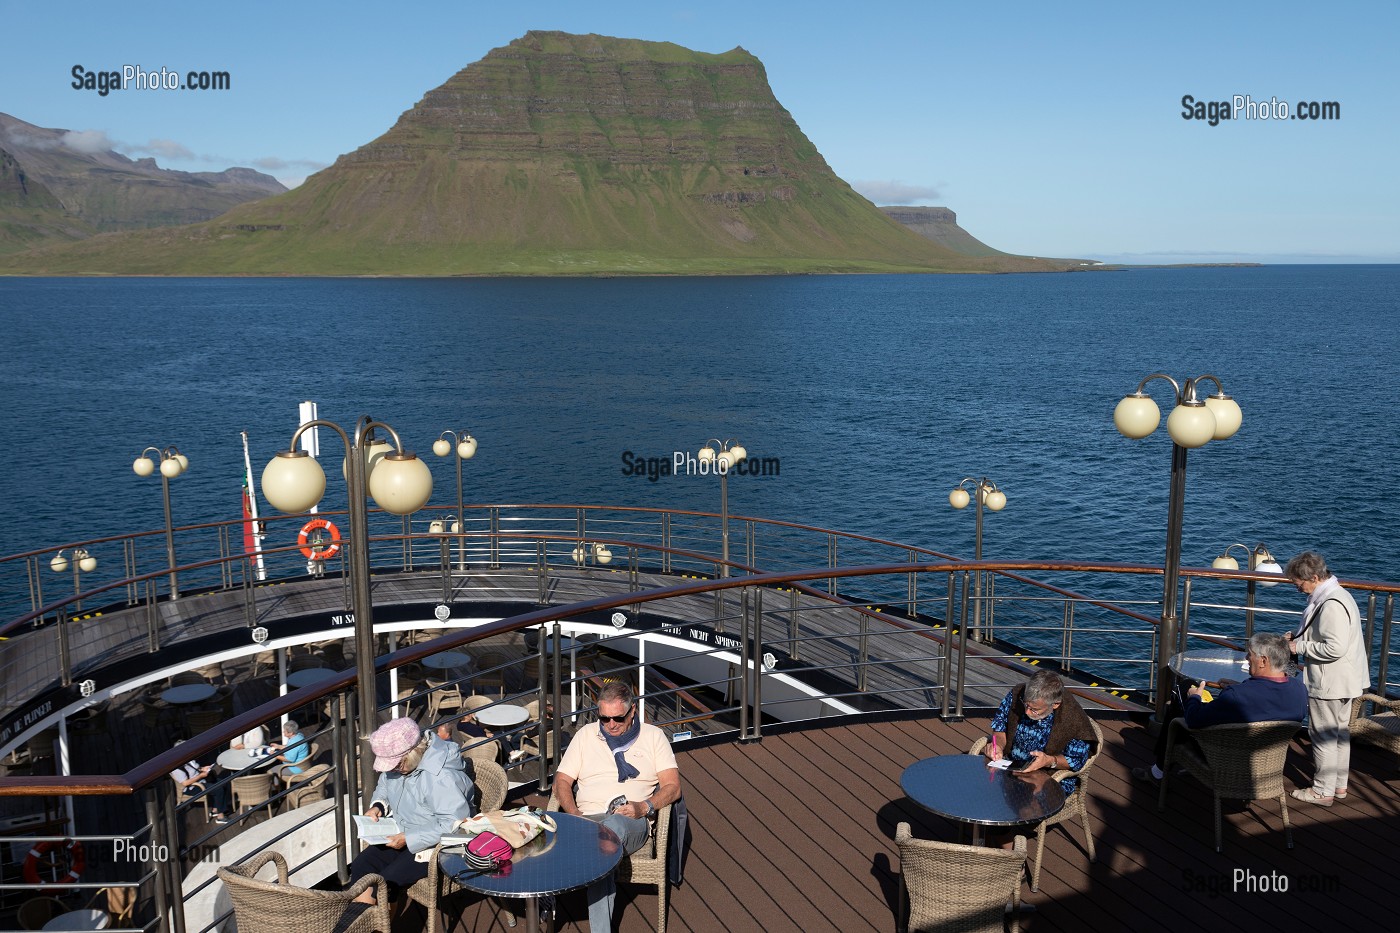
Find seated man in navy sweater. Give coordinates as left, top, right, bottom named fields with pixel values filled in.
left=1133, top=632, right=1307, bottom=783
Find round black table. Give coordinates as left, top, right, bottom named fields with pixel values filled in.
left=439, top=811, right=622, bottom=933
left=901, top=754, right=1066, bottom=846
left=1169, top=648, right=1249, bottom=685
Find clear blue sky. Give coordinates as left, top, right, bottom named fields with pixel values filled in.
left=3, top=0, right=1395, bottom=263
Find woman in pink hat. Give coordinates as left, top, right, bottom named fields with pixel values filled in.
left=350, top=717, right=475, bottom=906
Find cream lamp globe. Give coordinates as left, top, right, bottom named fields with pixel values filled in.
left=78, top=552, right=97, bottom=573
left=1254, top=549, right=1283, bottom=586
left=716, top=451, right=735, bottom=470
left=344, top=436, right=393, bottom=482
left=458, top=436, right=478, bottom=459
left=1113, top=394, right=1160, bottom=439
left=433, top=438, right=451, bottom=457
left=985, top=490, right=1007, bottom=512
left=1212, top=554, right=1239, bottom=570
left=367, top=452, right=433, bottom=515
left=729, top=445, right=747, bottom=463
left=1204, top=393, right=1243, bottom=440
left=174, top=453, right=190, bottom=472
left=262, top=451, right=327, bottom=513
left=50, top=552, right=69, bottom=573
left=1166, top=403, right=1216, bottom=449
left=160, top=456, right=182, bottom=478
left=133, top=457, right=155, bottom=477
left=594, top=544, right=613, bottom=564
left=698, top=446, right=716, bottom=463
left=949, top=488, right=971, bottom=509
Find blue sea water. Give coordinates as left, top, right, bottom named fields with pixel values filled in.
left=2, top=267, right=1397, bottom=621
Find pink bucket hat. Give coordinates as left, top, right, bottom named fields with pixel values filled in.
left=370, top=718, right=423, bottom=772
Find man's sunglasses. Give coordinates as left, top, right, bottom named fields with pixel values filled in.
left=598, top=709, right=634, bottom=724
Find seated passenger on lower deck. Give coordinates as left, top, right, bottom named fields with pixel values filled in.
left=983, top=670, right=1094, bottom=793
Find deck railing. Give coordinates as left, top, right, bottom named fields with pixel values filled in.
left=2, top=548, right=1399, bottom=932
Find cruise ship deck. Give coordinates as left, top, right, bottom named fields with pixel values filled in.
left=2, top=505, right=1396, bottom=932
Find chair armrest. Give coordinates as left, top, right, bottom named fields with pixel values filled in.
left=1359, top=693, right=1400, bottom=712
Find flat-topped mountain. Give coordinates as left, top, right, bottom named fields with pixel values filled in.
left=0, top=113, right=285, bottom=255
left=3, top=32, right=1072, bottom=275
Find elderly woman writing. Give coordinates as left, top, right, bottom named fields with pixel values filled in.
left=350, top=718, right=476, bottom=907
left=982, top=671, right=1095, bottom=793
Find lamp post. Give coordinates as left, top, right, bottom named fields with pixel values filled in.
left=262, top=417, right=433, bottom=801
left=133, top=446, right=189, bottom=599
left=1114, top=372, right=1243, bottom=726
left=698, top=439, right=747, bottom=577
left=432, top=430, right=478, bottom=571
left=50, top=548, right=97, bottom=613
left=1212, top=543, right=1284, bottom=639
left=949, top=477, right=1007, bottom=642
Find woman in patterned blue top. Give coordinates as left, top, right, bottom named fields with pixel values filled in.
left=984, top=671, right=1094, bottom=793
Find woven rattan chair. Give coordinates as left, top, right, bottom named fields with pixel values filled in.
left=16, top=896, right=65, bottom=930
left=1158, top=718, right=1299, bottom=852
left=426, top=677, right=465, bottom=722
left=218, top=851, right=390, bottom=933
left=406, top=757, right=508, bottom=933
left=969, top=717, right=1102, bottom=891
left=231, top=773, right=275, bottom=819
left=184, top=707, right=225, bottom=735
left=283, top=763, right=333, bottom=811
left=1350, top=693, right=1400, bottom=756
left=545, top=791, right=675, bottom=933
left=894, top=824, right=1027, bottom=933
left=472, top=652, right=508, bottom=696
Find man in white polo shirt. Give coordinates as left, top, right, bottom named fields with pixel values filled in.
left=554, top=681, right=681, bottom=932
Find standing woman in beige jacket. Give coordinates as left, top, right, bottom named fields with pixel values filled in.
left=1285, top=552, right=1372, bottom=806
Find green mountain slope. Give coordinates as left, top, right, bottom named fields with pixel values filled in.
left=3, top=32, right=1065, bottom=275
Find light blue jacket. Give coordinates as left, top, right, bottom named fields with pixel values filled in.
left=370, top=734, right=475, bottom=853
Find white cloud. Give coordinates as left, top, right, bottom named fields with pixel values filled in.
left=61, top=130, right=115, bottom=154
left=849, top=179, right=944, bottom=205
left=138, top=138, right=197, bottom=161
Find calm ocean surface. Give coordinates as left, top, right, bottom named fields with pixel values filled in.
left=2, top=267, right=1397, bottom=634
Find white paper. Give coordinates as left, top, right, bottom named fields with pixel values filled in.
left=353, top=814, right=402, bottom=844
left=987, top=758, right=1013, bottom=770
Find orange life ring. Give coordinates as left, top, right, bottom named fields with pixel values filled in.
left=23, top=838, right=85, bottom=892
left=297, top=518, right=342, bottom=561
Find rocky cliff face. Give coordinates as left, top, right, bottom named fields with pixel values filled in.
left=878, top=206, right=1009, bottom=258
left=0, top=113, right=284, bottom=253
left=5, top=33, right=1066, bottom=275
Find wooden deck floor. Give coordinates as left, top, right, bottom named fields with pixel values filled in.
left=432, top=713, right=1396, bottom=932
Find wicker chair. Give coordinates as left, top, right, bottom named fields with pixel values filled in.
left=545, top=792, right=675, bottom=933
left=406, top=757, right=508, bottom=933
left=16, top=896, right=66, bottom=930
left=184, top=707, right=225, bottom=736
left=231, top=773, right=276, bottom=819
left=472, top=652, right=508, bottom=696
left=283, top=764, right=333, bottom=811
left=895, top=824, right=1027, bottom=933
left=1158, top=718, right=1299, bottom=852
left=426, top=677, right=465, bottom=722
left=218, top=851, right=391, bottom=933
left=1349, top=693, right=1400, bottom=756
left=968, top=717, right=1102, bottom=891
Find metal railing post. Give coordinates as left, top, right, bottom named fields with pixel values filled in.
left=954, top=570, right=971, bottom=720
left=940, top=571, right=956, bottom=719
left=752, top=587, right=764, bottom=741
left=857, top=608, right=870, bottom=693
left=907, top=550, right=918, bottom=619
left=661, top=511, right=672, bottom=574
left=56, top=606, right=73, bottom=686
left=159, top=780, right=187, bottom=933
left=1062, top=599, right=1075, bottom=670
left=536, top=542, right=548, bottom=604
left=739, top=587, right=754, bottom=740
left=1375, top=594, right=1393, bottom=691
left=1178, top=577, right=1193, bottom=655
left=439, top=535, right=451, bottom=602
left=144, top=789, right=172, bottom=933
left=827, top=534, right=838, bottom=596
left=788, top=586, right=800, bottom=662
left=490, top=507, right=501, bottom=569
left=331, top=694, right=350, bottom=881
